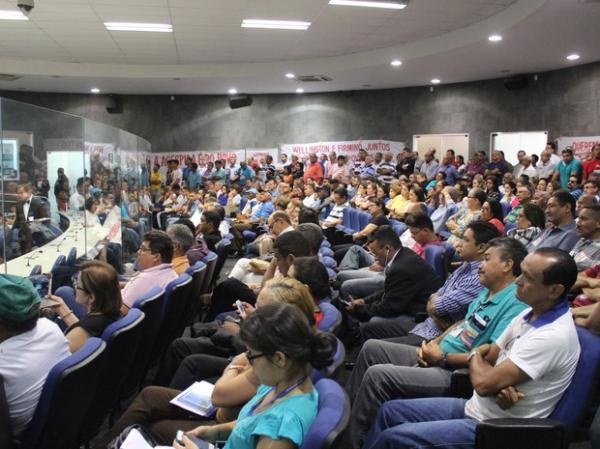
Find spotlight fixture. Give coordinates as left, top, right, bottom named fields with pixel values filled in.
left=241, top=19, right=311, bottom=30
left=296, top=88, right=304, bottom=94
left=90, top=87, right=100, bottom=94
left=390, top=59, right=402, bottom=67
left=431, top=78, right=441, bottom=84
left=228, top=88, right=238, bottom=95
left=488, top=34, right=502, bottom=42
left=285, top=73, right=295, bottom=79
left=566, top=53, right=580, bottom=61
left=104, top=22, right=172, bottom=32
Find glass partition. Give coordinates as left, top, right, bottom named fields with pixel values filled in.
left=0, top=97, right=150, bottom=277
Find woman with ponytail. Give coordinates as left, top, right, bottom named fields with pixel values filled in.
left=174, top=302, right=336, bottom=449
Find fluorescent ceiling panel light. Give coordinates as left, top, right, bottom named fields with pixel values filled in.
left=228, top=88, right=238, bottom=95
left=90, top=87, right=100, bottom=94
left=390, top=59, right=402, bottom=67
left=329, top=0, right=408, bottom=10
left=285, top=73, right=296, bottom=79
left=241, top=19, right=311, bottom=30
left=0, top=10, right=28, bottom=20
left=431, top=78, right=441, bottom=84
left=488, top=34, right=502, bottom=42
left=566, top=53, right=580, bottom=61
left=104, top=22, right=172, bottom=32
left=296, top=88, right=305, bottom=94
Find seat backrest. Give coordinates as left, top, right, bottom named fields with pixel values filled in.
left=504, top=221, right=517, bottom=236
left=300, top=379, right=350, bottom=449
left=318, top=303, right=342, bottom=333
left=426, top=205, right=434, bottom=217
left=123, top=287, right=165, bottom=399
left=213, top=239, right=232, bottom=286
left=51, top=255, right=66, bottom=273
left=425, top=244, right=447, bottom=280
left=29, top=264, right=42, bottom=276
left=319, top=246, right=334, bottom=258
left=549, top=326, right=600, bottom=430
left=66, top=247, right=77, bottom=266
left=185, top=261, right=208, bottom=320
left=0, top=374, right=15, bottom=449
left=200, top=251, right=218, bottom=295
left=22, top=338, right=107, bottom=449
left=311, top=338, right=346, bottom=383
left=151, top=274, right=194, bottom=369
left=389, top=219, right=407, bottom=237
left=358, top=212, right=371, bottom=230
left=54, top=285, right=87, bottom=320
left=501, top=201, right=511, bottom=218
left=80, top=310, right=145, bottom=443
left=341, top=207, right=350, bottom=228
left=349, top=208, right=360, bottom=233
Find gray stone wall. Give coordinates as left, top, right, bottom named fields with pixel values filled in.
left=1, top=61, right=599, bottom=157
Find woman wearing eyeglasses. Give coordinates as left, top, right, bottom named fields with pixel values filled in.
left=49, top=260, right=122, bottom=352
left=175, top=302, right=335, bottom=449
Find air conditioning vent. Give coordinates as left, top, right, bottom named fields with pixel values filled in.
left=0, top=74, right=21, bottom=82
left=296, top=75, right=333, bottom=82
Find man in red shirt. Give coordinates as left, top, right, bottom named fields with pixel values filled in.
left=583, top=144, right=600, bottom=180
left=303, top=153, right=324, bottom=184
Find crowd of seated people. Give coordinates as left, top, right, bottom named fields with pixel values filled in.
left=1, top=143, right=600, bottom=449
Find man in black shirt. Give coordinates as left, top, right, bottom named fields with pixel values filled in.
left=396, top=148, right=416, bottom=178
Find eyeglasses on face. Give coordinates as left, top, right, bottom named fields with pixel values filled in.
left=246, top=350, right=266, bottom=365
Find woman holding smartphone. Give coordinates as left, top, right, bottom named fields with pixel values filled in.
left=174, top=302, right=335, bottom=449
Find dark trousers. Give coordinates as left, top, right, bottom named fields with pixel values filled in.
left=209, top=278, right=257, bottom=320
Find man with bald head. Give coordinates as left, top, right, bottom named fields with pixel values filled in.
left=418, top=148, right=439, bottom=181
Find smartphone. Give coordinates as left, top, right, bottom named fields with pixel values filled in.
left=30, top=273, right=52, bottom=299
left=176, top=431, right=215, bottom=449
left=235, top=300, right=247, bottom=319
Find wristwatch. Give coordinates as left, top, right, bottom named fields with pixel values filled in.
left=467, top=350, right=480, bottom=362
left=439, top=351, right=448, bottom=369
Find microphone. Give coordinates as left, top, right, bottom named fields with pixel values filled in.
left=24, top=250, right=43, bottom=267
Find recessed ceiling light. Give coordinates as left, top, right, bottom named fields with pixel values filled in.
left=241, top=19, right=311, bottom=30
left=296, top=88, right=305, bottom=94
left=90, top=87, right=100, bottom=94
left=566, top=53, right=580, bottom=61
left=390, top=59, right=402, bottom=67
left=0, top=10, right=28, bottom=20
left=285, top=73, right=296, bottom=79
left=329, top=0, right=408, bottom=10
left=488, top=34, right=502, bottom=42
left=431, top=78, right=441, bottom=84
left=104, top=22, right=172, bottom=32
left=228, top=88, right=238, bottom=95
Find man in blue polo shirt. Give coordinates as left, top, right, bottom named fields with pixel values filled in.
left=364, top=248, right=580, bottom=449
left=345, top=237, right=528, bottom=449
left=554, top=147, right=583, bottom=190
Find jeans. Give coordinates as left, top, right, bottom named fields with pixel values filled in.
left=339, top=245, right=375, bottom=271
left=363, top=397, right=477, bottom=449
left=339, top=270, right=385, bottom=301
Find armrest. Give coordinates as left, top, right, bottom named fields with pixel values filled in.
left=476, top=418, right=568, bottom=449
left=448, top=368, right=473, bottom=399
left=0, top=374, right=15, bottom=449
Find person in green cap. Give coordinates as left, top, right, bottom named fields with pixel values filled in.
left=0, top=274, right=70, bottom=441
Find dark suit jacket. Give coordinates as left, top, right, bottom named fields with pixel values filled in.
left=14, top=196, right=49, bottom=227
left=361, top=246, right=443, bottom=318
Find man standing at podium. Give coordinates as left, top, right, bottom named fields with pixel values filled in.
left=13, top=184, right=50, bottom=255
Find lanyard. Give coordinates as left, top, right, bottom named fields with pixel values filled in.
left=248, top=376, right=308, bottom=416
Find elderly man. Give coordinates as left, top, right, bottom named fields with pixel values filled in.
left=166, top=223, right=193, bottom=275
left=418, top=148, right=439, bottom=181
left=121, top=230, right=178, bottom=308
left=364, top=248, right=580, bottom=449
left=536, top=150, right=557, bottom=180
left=345, top=238, right=528, bottom=448
left=0, top=275, right=70, bottom=440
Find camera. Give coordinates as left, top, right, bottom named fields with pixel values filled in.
left=17, top=0, right=34, bottom=16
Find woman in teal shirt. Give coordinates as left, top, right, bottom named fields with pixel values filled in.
left=174, top=303, right=336, bottom=449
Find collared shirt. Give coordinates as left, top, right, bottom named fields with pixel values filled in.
left=329, top=163, right=350, bottom=180
left=570, top=238, right=600, bottom=271
left=359, top=164, right=376, bottom=179
left=252, top=200, right=274, bottom=221
left=440, top=282, right=527, bottom=353
left=410, top=261, right=483, bottom=340
left=419, top=159, right=439, bottom=181
left=436, top=164, right=460, bottom=186
left=122, top=263, right=178, bottom=307
left=466, top=161, right=486, bottom=176
left=304, top=162, right=324, bottom=183
left=465, top=300, right=579, bottom=421
left=504, top=204, right=523, bottom=224
left=0, top=318, right=70, bottom=437
left=377, top=161, right=396, bottom=184
left=172, top=255, right=190, bottom=275
left=507, top=226, right=542, bottom=247
left=23, top=195, right=32, bottom=219
left=536, top=160, right=557, bottom=180
left=323, top=203, right=347, bottom=226
left=556, top=159, right=583, bottom=189
left=527, top=221, right=578, bottom=252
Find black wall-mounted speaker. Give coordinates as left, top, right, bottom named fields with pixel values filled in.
left=503, top=75, right=529, bottom=91
left=229, top=95, right=253, bottom=109
left=106, top=95, right=123, bottom=114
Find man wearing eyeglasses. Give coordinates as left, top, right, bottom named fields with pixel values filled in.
left=121, top=230, right=178, bottom=308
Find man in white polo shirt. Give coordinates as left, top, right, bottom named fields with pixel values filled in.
left=0, top=275, right=70, bottom=442
left=363, top=248, right=580, bottom=449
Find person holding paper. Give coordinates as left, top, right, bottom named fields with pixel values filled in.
left=174, top=302, right=335, bottom=449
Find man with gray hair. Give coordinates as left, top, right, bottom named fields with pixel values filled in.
left=166, top=223, right=193, bottom=275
